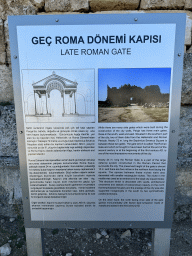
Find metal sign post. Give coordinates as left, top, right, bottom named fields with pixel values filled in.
left=25, top=228, right=44, bottom=256
left=8, top=13, right=186, bottom=256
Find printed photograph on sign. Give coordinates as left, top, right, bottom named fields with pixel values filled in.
left=98, top=68, right=171, bottom=123
left=22, top=69, right=95, bottom=123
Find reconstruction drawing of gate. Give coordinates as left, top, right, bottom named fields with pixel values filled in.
left=29, top=71, right=78, bottom=116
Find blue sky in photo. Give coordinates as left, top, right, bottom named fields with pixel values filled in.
left=98, top=68, right=171, bottom=101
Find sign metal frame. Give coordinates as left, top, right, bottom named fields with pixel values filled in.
left=8, top=13, right=186, bottom=229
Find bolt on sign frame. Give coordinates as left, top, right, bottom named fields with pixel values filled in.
left=8, top=13, right=185, bottom=238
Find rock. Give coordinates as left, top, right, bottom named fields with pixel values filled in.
left=0, top=65, right=13, bottom=102
left=45, top=0, right=88, bottom=12
left=1, top=219, right=5, bottom=224
left=89, top=250, right=93, bottom=253
left=96, top=233, right=101, bottom=239
left=177, top=107, right=192, bottom=160
left=32, top=0, right=45, bottom=9
left=174, top=211, right=187, bottom=221
left=9, top=217, right=15, bottom=222
left=0, top=106, right=19, bottom=159
left=185, top=0, right=192, bottom=10
left=173, top=203, right=192, bottom=222
left=120, top=229, right=131, bottom=238
left=0, top=243, right=11, bottom=256
left=140, top=0, right=185, bottom=10
left=45, top=0, right=71, bottom=12
left=187, top=45, right=192, bottom=53
left=4, top=20, right=11, bottom=65
left=3, top=0, right=37, bottom=20
left=0, top=2, right=6, bottom=20
left=65, top=253, right=72, bottom=256
left=185, top=15, right=192, bottom=46
left=147, top=242, right=152, bottom=249
left=89, top=0, right=140, bottom=12
left=0, top=19, right=6, bottom=64
left=37, top=11, right=80, bottom=15
left=101, top=230, right=107, bottom=236
left=176, top=171, right=192, bottom=197
left=181, top=54, right=192, bottom=105
left=71, top=0, right=89, bottom=12
left=186, top=190, right=192, bottom=196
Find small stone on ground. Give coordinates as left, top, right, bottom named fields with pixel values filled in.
left=96, top=233, right=101, bottom=239
left=9, top=218, right=15, bottom=223
left=120, top=230, right=131, bottom=238
left=0, top=243, right=11, bottom=256
left=101, top=230, right=107, bottom=236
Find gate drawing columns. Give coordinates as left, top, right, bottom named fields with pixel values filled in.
left=32, top=71, right=78, bottom=116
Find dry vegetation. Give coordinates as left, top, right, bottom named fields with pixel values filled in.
left=143, top=108, right=169, bottom=122
left=98, top=107, right=133, bottom=122
left=118, top=109, right=133, bottom=122
left=98, top=106, right=169, bottom=123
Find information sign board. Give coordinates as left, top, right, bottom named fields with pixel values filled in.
left=8, top=13, right=186, bottom=228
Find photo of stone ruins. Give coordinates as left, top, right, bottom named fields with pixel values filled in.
left=98, top=69, right=170, bottom=123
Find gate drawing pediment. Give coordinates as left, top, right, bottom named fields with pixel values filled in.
left=32, top=71, right=77, bottom=97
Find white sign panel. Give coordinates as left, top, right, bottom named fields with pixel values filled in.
left=16, top=23, right=176, bottom=222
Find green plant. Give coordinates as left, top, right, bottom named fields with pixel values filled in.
left=0, top=227, right=7, bottom=234
left=74, top=248, right=83, bottom=256
left=16, top=240, right=24, bottom=249
left=10, top=233, right=17, bottom=240
left=20, top=225, right=25, bottom=233
left=0, top=102, right=12, bottom=106
left=13, top=204, right=25, bottom=229
left=52, top=229, right=59, bottom=235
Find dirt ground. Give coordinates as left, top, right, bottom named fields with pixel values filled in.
left=98, top=105, right=168, bottom=123
left=0, top=213, right=191, bottom=256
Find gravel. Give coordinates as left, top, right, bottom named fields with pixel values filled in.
left=0, top=213, right=192, bottom=256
